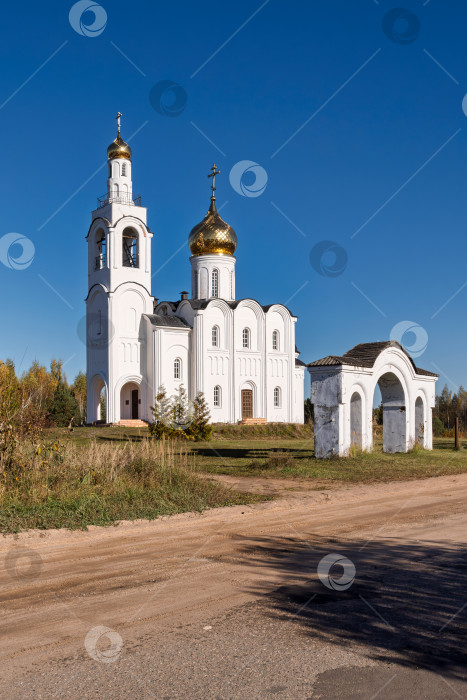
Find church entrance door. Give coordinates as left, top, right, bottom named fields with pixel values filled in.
left=131, top=389, right=139, bottom=419
left=241, top=389, right=253, bottom=419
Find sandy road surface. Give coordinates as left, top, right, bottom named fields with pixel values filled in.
left=1, top=473, right=467, bottom=699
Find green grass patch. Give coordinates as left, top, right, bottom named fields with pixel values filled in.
left=188, top=437, right=467, bottom=483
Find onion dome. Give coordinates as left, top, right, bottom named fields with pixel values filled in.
left=107, top=112, right=131, bottom=160
left=188, top=164, right=237, bottom=256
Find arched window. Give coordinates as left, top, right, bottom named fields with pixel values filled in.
left=95, top=231, right=106, bottom=270
left=160, top=306, right=167, bottom=315
left=122, top=228, right=138, bottom=268
left=174, top=358, right=181, bottom=380
left=212, top=325, right=219, bottom=347
left=214, top=385, right=221, bottom=407
left=121, top=163, right=127, bottom=177
left=272, top=330, right=279, bottom=351
left=273, top=387, right=281, bottom=408
left=211, top=268, right=219, bottom=298
left=242, top=327, right=250, bottom=349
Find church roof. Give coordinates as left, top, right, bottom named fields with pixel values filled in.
left=308, top=341, right=438, bottom=377
left=295, top=358, right=306, bottom=367
left=145, top=314, right=192, bottom=329
left=157, top=298, right=296, bottom=316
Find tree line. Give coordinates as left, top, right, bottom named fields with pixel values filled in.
left=0, top=358, right=86, bottom=431
left=433, top=385, right=467, bottom=435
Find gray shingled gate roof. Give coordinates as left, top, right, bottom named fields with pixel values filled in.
left=308, top=341, right=438, bottom=377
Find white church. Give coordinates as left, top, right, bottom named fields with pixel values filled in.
left=86, top=116, right=306, bottom=425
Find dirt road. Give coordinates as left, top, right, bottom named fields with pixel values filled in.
left=1, top=474, right=467, bottom=699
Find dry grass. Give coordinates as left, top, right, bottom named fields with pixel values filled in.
left=0, top=438, right=265, bottom=533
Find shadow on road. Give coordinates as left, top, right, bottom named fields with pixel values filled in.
left=236, top=534, right=467, bottom=680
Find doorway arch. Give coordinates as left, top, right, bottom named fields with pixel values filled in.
left=120, top=381, right=140, bottom=420
left=87, top=374, right=107, bottom=424
left=240, top=381, right=256, bottom=420
left=350, top=391, right=363, bottom=449
left=415, top=396, right=425, bottom=446
left=376, top=372, right=406, bottom=453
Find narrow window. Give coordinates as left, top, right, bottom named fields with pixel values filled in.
left=174, top=358, right=181, bottom=380
left=122, top=163, right=127, bottom=177
left=211, top=268, right=219, bottom=298
left=274, top=387, right=281, bottom=408
left=122, top=229, right=138, bottom=267
left=214, top=385, right=221, bottom=407
left=212, top=325, right=219, bottom=347
left=95, top=231, right=106, bottom=270
left=242, top=327, right=250, bottom=349
left=272, top=330, right=279, bottom=351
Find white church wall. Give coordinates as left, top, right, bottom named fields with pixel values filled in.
left=159, top=332, right=191, bottom=399
left=293, top=368, right=305, bottom=423
left=199, top=302, right=233, bottom=423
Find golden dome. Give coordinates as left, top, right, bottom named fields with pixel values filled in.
left=107, top=134, right=132, bottom=160
left=188, top=199, right=237, bottom=256
left=189, top=164, right=237, bottom=256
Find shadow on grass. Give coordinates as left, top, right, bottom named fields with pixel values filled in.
left=235, top=534, right=467, bottom=679
left=193, top=447, right=313, bottom=460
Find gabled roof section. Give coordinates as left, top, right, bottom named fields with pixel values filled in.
left=145, top=314, right=192, bottom=329
left=308, top=341, right=438, bottom=377
left=156, top=298, right=295, bottom=315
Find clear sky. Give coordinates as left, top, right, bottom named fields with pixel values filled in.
left=0, top=0, right=466, bottom=395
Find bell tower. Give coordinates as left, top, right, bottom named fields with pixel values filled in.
left=86, top=114, right=153, bottom=425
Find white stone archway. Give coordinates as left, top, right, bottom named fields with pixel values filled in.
left=308, top=342, right=438, bottom=458
left=87, top=373, right=107, bottom=424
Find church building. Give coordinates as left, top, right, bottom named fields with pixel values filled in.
left=86, top=117, right=306, bottom=425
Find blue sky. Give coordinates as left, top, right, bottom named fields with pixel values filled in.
left=0, top=0, right=466, bottom=394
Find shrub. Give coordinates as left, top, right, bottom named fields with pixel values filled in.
left=188, top=392, right=212, bottom=441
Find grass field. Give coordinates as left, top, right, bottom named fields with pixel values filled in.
left=48, top=423, right=467, bottom=483
left=3, top=424, right=465, bottom=533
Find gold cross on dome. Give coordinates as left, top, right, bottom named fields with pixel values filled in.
left=208, top=163, right=220, bottom=198
left=116, top=112, right=122, bottom=135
